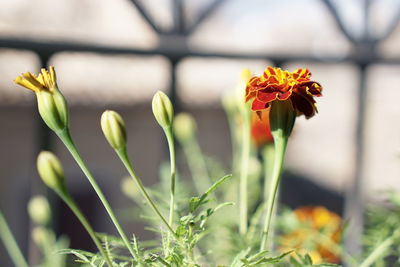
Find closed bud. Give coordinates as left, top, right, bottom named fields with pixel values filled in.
left=28, top=195, right=51, bottom=225
left=101, top=110, right=127, bottom=150
left=37, top=151, right=66, bottom=193
left=174, top=113, right=197, bottom=142
left=37, top=89, right=68, bottom=133
left=152, top=91, right=174, bottom=129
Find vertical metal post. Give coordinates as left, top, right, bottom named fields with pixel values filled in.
left=344, top=63, right=368, bottom=257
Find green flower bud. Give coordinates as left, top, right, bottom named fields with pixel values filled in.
left=120, top=177, right=140, bottom=199
left=173, top=113, right=197, bottom=143
left=32, top=227, right=54, bottom=247
left=14, top=67, right=69, bottom=133
left=37, top=89, right=68, bottom=133
left=152, top=91, right=174, bottom=129
left=27, top=195, right=51, bottom=225
left=37, top=151, right=66, bottom=193
left=101, top=110, right=127, bottom=150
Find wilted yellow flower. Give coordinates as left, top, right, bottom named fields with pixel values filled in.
left=14, top=67, right=69, bottom=133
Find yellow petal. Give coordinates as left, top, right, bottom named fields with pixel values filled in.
left=14, top=76, right=39, bottom=92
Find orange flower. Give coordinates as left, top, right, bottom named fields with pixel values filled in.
left=245, top=67, right=322, bottom=119
left=280, top=206, right=342, bottom=264
left=250, top=111, right=273, bottom=147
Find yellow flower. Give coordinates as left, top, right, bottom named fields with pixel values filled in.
left=14, top=67, right=69, bottom=133
left=14, top=66, right=57, bottom=93
left=279, top=206, right=342, bottom=264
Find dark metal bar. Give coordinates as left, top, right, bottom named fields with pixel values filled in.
left=128, top=0, right=163, bottom=34
left=2, top=37, right=398, bottom=64
left=172, top=0, right=185, bottom=34
left=343, top=64, right=368, bottom=258
left=320, top=0, right=358, bottom=44
left=185, top=0, right=227, bottom=35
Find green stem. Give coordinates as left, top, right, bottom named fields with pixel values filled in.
left=0, top=210, right=29, bottom=267
left=239, top=109, right=251, bottom=235
left=57, top=192, right=114, bottom=267
left=162, top=127, right=177, bottom=253
left=262, top=143, right=275, bottom=202
left=359, top=230, right=400, bottom=267
left=165, top=128, right=176, bottom=229
left=116, top=148, right=176, bottom=237
left=261, top=143, right=275, bottom=250
left=260, top=135, right=288, bottom=251
left=57, top=129, right=139, bottom=262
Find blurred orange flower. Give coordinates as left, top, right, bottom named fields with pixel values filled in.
left=245, top=67, right=322, bottom=118
left=280, top=206, right=342, bottom=264
left=250, top=111, right=273, bottom=147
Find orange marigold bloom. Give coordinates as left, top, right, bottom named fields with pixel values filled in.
left=280, top=206, right=342, bottom=264
left=245, top=67, right=322, bottom=118
left=250, top=111, right=273, bottom=147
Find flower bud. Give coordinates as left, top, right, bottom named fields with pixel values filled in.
left=37, top=89, right=69, bottom=133
left=37, top=151, right=66, bottom=193
left=101, top=110, right=127, bottom=150
left=14, top=67, right=69, bottom=133
left=28, top=195, right=51, bottom=225
left=152, top=91, right=174, bottom=129
left=32, top=227, right=55, bottom=247
left=173, top=113, right=197, bottom=143
left=120, top=177, right=140, bottom=199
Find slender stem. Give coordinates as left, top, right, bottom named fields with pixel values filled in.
left=57, top=129, right=139, bottom=261
left=0, top=210, right=29, bottom=267
left=165, top=127, right=176, bottom=229
left=260, top=136, right=288, bottom=251
left=359, top=230, right=400, bottom=267
left=239, top=109, right=251, bottom=235
left=57, top=192, right=113, bottom=267
left=261, top=143, right=275, bottom=250
left=116, top=148, right=176, bottom=236
left=262, top=143, right=275, bottom=202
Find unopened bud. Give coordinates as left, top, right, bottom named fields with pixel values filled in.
left=120, top=177, right=140, bottom=199
left=37, top=151, right=66, bottom=193
left=37, top=89, right=68, bottom=133
left=101, top=110, right=127, bottom=150
left=152, top=91, right=174, bottom=129
left=174, top=113, right=197, bottom=142
left=28, top=195, right=51, bottom=225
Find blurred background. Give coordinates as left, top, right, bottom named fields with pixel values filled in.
left=0, top=0, right=400, bottom=266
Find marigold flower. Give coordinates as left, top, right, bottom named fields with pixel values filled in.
left=14, top=66, right=69, bottom=133
left=245, top=67, right=322, bottom=119
left=250, top=111, right=273, bottom=147
left=279, top=206, right=342, bottom=264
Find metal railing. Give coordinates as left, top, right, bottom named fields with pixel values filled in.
left=1, top=0, right=400, bottom=263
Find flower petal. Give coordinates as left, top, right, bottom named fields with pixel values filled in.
left=290, top=92, right=317, bottom=118
left=252, top=98, right=270, bottom=111
left=257, top=90, right=278, bottom=103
